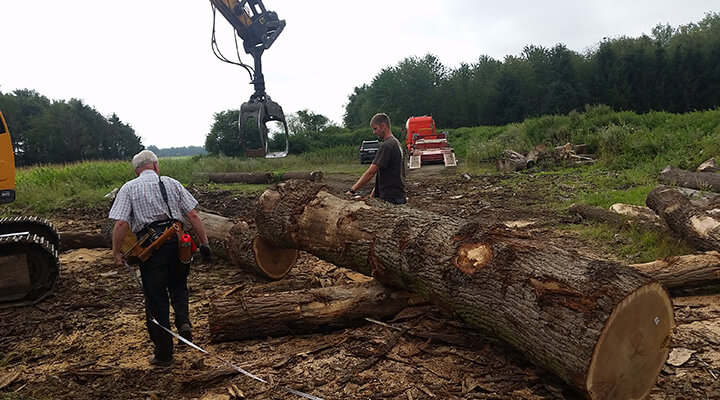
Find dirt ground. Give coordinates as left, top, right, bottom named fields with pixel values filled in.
left=1, top=165, right=719, bottom=400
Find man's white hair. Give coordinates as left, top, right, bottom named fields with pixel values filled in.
left=131, top=150, right=158, bottom=170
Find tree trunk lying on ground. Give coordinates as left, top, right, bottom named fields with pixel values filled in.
left=209, top=280, right=424, bottom=342
left=225, top=222, right=298, bottom=279
left=100, top=211, right=297, bottom=280
left=278, top=171, right=323, bottom=182
left=569, top=203, right=670, bottom=234
left=60, top=230, right=107, bottom=250
left=253, top=181, right=673, bottom=400
left=646, top=186, right=720, bottom=252
left=631, top=252, right=720, bottom=294
left=205, top=172, right=274, bottom=184
left=202, top=171, right=323, bottom=184
left=497, top=143, right=594, bottom=172
left=658, top=165, right=720, bottom=192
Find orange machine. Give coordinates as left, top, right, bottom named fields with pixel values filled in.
left=0, top=109, right=60, bottom=308
left=404, top=116, right=456, bottom=169
left=0, top=111, right=16, bottom=203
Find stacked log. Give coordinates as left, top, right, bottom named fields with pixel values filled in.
left=253, top=181, right=673, bottom=399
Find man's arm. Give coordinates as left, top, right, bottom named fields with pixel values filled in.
left=347, top=164, right=379, bottom=196
left=112, top=220, right=130, bottom=266
left=185, top=209, right=213, bottom=261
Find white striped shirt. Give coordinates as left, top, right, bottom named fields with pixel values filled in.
left=109, top=170, right=198, bottom=233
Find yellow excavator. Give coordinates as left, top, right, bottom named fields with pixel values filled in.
left=0, top=110, right=60, bottom=308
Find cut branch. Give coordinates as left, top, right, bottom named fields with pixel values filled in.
left=253, top=181, right=674, bottom=400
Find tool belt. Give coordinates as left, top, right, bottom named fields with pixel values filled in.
left=136, top=219, right=179, bottom=244
left=124, top=219, right=189, bottom=263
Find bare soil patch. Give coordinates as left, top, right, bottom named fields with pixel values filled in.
left=1, top=166, right=719, bottom=399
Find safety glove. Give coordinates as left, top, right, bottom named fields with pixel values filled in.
left=199, top=244, right=213, bottom=262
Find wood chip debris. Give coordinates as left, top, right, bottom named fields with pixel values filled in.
left=667, top=347, right=696, bottom=367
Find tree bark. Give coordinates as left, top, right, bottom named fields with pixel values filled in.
left=496, top=150, right=526, bottom=172
left=631, top=252, right=720, bottom=294
left=209, top=280, right=423, bottom=342
left=205, top=172, right=274, bottom=184
left=225, top=223, right=298, bottom=279
left=646, top=186, right=720, bottom=252
left=279, top=171, right=323, bottom=182
left=59, top=230, right=106, bottom=250
left=253, top=181, right=674, bottom=400
left=101, top=211, right=297, bottom=279
left=658, top=165, right=720, bottom=192
left=201, top=171, right=324, bottom=184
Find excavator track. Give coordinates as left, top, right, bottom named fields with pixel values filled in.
left=0, top=217, right=60, bottom=308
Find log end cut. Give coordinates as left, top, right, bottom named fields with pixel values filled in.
left=252, top=235, right=299, bottom=279
left=586, top=282, right=673, bottom=400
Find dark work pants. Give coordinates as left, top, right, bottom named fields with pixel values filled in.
left=139, top=241, right=190, bottom=361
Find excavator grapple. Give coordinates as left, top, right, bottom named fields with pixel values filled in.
left=209, top=0, right=289, bottom=158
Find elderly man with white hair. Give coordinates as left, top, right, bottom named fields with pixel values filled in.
left=109, top=149, right=211, bottom=367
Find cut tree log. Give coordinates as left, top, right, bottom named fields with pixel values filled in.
left=254, top=181, right=674, bottom=400
left=209, top=280, right=423, bottom=342
left=658, top=165, right=720, bottom=192
left=646, top=186, right=720, bottom=252
left=569, top=203, right=670, bottom=234
left=59, top=230, right=106, bottom=250
left=101, top=211, right=297, bottom=280
left=696, top=158, right=718, bottom=173
left=204, top=172, right=274, bottom=184
left=225, top=223, right=298, bottom=279
left=631, top=252, right=720, bottom=294
left=496, top=150, right=527, bottom=172
left=202, top=171, right=323, bottom=184
left=279, top=171, right=323, bottom=182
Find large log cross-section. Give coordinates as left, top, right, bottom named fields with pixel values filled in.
left=254, top=182, right=674, bottom=400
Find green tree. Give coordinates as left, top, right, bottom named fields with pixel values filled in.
left=287, top=109, right=330, bottom=137
left=205, top=110, right=244, bottom=157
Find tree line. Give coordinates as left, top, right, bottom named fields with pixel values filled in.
left=343, top=13, right=720, bottom=130
left=0, top=89, right=143, bottom=165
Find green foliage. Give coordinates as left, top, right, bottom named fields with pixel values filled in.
left=344, top=13, right=720, bottom=130
left=456, top=106, right=720, bottom=174
left=205, top=110, right=243, bottom=157
left=147, top=145, right=207, bottom=157
left=0, top=90, right=142, bottom=165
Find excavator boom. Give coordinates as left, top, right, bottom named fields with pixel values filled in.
left=209, top=0, right=290, bottom=158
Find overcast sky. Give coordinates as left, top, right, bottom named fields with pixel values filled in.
left=1, top=1, right=716, bottom=149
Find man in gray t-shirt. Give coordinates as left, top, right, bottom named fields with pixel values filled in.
left=347, top=113, right=406, bottom=204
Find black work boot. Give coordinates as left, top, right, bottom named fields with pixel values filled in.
left=149, top=355, right=172, bottom=368
left=178, top=323, right=192, bottom=345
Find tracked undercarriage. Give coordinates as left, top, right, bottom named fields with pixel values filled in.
left=0, top=216, right=60, bottom=308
